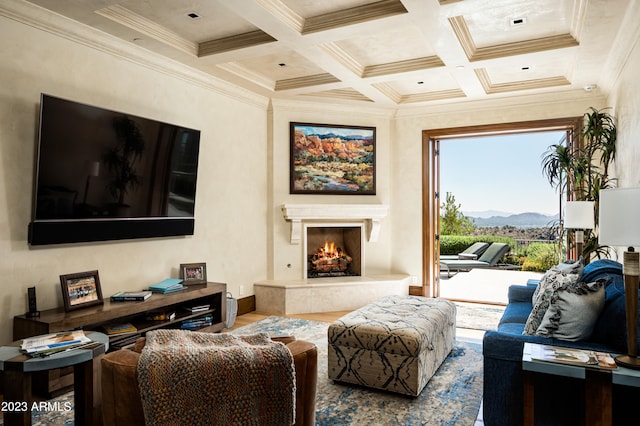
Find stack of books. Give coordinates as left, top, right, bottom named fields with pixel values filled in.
left=184, top=304, right=210, bottom=313
left=20, top=330, right=93, bottom=357
left=180, top=315, right=213, bottom=330
left=103, top=322, right=138, bottom=336
left=110, top=290, right=152, bottom=302
left=149, top=278, right=186, bottom=294
left=144, top=310, right=176, bottom=321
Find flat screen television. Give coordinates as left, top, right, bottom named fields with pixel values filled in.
left=28, top=94, right=201, bottom=246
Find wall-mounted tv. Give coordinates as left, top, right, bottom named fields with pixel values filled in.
left=28, top=94, right=201, bottom=246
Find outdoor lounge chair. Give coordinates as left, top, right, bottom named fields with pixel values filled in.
left=439, top=242, right=490, bottom=261
left=440, top=242, right=511, bottom=277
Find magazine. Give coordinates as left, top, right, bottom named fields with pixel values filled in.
left=529, top=344, right=617, bottom=370
left=20, top=330, right=92, bottom=356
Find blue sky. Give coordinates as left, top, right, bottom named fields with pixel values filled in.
left=440, top=132, right=565, bottom=216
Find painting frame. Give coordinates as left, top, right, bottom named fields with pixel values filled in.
left=290, top=122, right=376, bottom=195
left=179, top=262, right=207, bottom=285
left=60, top=270, right=103, bottom=312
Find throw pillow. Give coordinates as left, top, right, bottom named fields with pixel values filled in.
left=535, top=279, right=606, bottom=341
left=522, top=261, right=584, bottom=335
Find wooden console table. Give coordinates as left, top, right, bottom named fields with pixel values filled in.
left=13, top=282, right=226, bottom=396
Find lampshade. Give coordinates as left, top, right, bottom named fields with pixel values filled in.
left=598, top=188, right=640, bottom=247
left=564, top=201, right=595, bottom=229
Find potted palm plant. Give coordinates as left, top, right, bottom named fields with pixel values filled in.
left=541, top=107, right=617, bottom=261
left=103, top=116, right=145, bottom=216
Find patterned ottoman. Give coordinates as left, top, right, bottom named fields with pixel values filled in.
left=328, top=295, right=456, bottom=396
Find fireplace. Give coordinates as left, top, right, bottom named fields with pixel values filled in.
left=254, top=203, right=409, bottom=315
left=305, top=225, right=362, bottom=278
left=281, top=203, right=388, bottom=280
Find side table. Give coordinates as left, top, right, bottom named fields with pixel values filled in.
left=0, top=331, right=108, bottom=426
left=522, top=342, right=640, bottom=426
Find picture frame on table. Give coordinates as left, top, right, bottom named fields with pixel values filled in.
left=60, top=270, right=103, bottom=312
left=290, top=122, right=376, bottom=195
left=180, top=262, right=207, bottom=285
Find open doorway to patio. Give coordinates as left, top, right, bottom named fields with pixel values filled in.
left=417, top=117, right=582, bottom=303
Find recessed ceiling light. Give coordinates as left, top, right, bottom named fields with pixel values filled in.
left=521, top=66, right=530, bottom=71
left=511, top=17, right=526, bottom=26
left=186, top=12, right=201, bottom=19
left=584, top=84, right=597, bottom=92
left=417, top=81, right=424, bottom=85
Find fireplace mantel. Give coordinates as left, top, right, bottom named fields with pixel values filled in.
left=281, top=204, right=388, bottom=244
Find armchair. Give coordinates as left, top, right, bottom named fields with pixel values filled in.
left=101, top=334, right=317, bottom=426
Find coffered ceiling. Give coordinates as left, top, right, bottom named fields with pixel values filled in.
left=23, top=0, right=630, bottom=108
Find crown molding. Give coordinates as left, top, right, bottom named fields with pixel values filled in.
left=256, top=0, right=305, bottom=33
left=270, top=98, right=395, bottom=118
left=373, top=82, right=466, bottom=105
left=394, top=89, right=607, bottom=118
left=0, top=0, right=268, bottom=109
left=319, top=42, right=365, bottom=76
left=475, top=68, right=570, bottom=94
left=96, top=5, right=197, bottom=56
left=449, top=15, right=579, bottom=62
left=363, top=56, right=445, bottom=78
left=400, top=89, right=467, bottom=104
left=275, top=73, right=341, bottom=91
left=302, top=88, right=373, bottom=103
left=198, top=30, right=277, bottom=57
left=302, top=0, right=408, bottom=35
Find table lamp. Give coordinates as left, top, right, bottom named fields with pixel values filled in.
left=599, top=187, right=640, bottom=369
left=564, top=201, right=595, bottom=259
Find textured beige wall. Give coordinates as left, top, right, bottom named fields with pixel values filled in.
left=267, top=100, right=395, bottom=281
left=608, top=22, right=640, bottom=187
left=0, top=13, right=268, bottom=343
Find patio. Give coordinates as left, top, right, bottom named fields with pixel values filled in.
left=439, top=268, right=543, bottom=305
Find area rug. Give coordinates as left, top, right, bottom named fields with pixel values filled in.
left=6, top=315, right=484, bottom=426
left=232, top=316, right=484, bottom=426
left=0, top=393, right=75, bottom=426
left=455, top=301, right=505, bottom=331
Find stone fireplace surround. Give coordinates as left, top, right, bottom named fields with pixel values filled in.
left=255, top=204, right=410, bottom=314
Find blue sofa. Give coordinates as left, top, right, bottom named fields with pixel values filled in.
left=482, top=259, right=640, bottom=426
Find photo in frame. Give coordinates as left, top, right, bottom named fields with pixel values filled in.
left=60, top=270, right=103, bottom=312
left=180, top=262, right=207, bottom=285
left=290, top=122, right=376, bottom=195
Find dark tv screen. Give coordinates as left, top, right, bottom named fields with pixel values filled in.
left=28, top=94, right=201, bottom=245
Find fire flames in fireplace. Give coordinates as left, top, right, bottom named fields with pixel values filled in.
left=308, top=240, right=354, bottom=278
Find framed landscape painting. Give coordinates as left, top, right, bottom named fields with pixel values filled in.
left=290, top=122, right=375, bottom=195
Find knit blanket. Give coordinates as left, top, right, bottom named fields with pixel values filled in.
left=137, top=330, right=295, bottom=426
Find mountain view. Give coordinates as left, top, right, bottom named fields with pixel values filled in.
left=464, top=211, right=558, bottom=228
